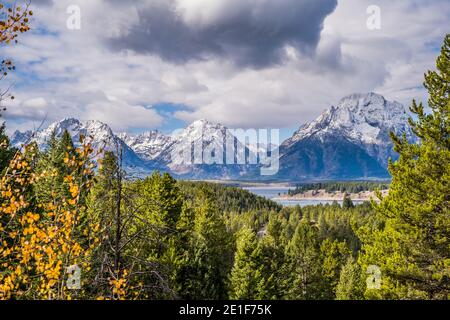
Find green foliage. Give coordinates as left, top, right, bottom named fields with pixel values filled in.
left=359, top=34, right=450, bottom=300
left=342, top=194, right=354, bottom=209
left=229, top=227, right=261, bottom=299
left=173, top=189, right=233, bottom=299
left=0, top=122, right=15, bottom=174
left=132, top=172, right=181, bottom=225
left=229, top=228, right=281, bottom=300
left=34, top=130, right=82, bottom=205
left=289, top=181, right=390, bottom=195
left=335, top=257, right=365, bottom=300
left=179, top=181, right=281, bottom=213
left=320, top=239, right=351, bottom=297
left=284, top=219, right=324, bottom=299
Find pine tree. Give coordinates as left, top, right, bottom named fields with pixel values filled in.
left=34, top=130, right=79, bottom=205
left=174, top=189, right=232, bottom=299
left=253, top=235, right=285, bottom=299
left=342, top=193, right=354, bottom=209
left=87, top=152, right=177, bottom=299
left=359, top=34, right=450, bottom=299
left=228, top=227, right=279, bottom=300
left=320, top=239, right=351, bottom=298
left=132, top=171, right=184, bottom=296
left=335, top=256, right=365, bottom=300
left=284, top=219, right=324, bottom=299
left=0, top=123, right=16, bottom=174
left=229, top=227, right=260, bottom=299
left=136, top=172, right=183, bottom=234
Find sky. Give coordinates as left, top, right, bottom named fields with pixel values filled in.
left=1, top=0, right=449, bottom=141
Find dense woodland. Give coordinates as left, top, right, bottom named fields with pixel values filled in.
left=0, top=127, right=374, bottom=299
left=288, top=181, right=390, bottom=196
left=0, top=3, right=449, bottom=300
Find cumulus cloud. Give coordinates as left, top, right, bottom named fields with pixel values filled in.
left=5, top=88, right=163, bottom=132
left=1, top=0, right=449, bottom=134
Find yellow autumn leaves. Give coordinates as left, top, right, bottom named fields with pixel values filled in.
left=0, top=3, right=32, bottom=45
left=109, top=269, right=129, bottom=299
left=0, top=141, right=102, bottom=300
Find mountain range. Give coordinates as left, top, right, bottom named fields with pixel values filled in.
left=10, top=93, right=416, bottom=181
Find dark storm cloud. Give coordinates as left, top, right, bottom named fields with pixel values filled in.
left=31, top=0, right=53, bottom=6
left=106, top=0, right=337, bottom=68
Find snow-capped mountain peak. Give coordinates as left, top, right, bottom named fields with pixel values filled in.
left=29, top=118, right=117, bottom=149
left=281, top=92, right=416, bottom=172
left=157, top=119, right=229, bottom=163
left=118, top=130, right=171, bottom=160
left=8, top=92, right=415, bottom=180
left=9, top=118, right=150, bottom=177
left=286, top=92, right=413, bottom=146
left=176, top=118, right=228, bottom=142
left=10, top=130, right=33, bottom=147
left=42, top=117, right=82, bottom=136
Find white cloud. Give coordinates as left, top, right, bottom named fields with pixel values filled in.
left=22, top=97, right=48, bottom=108
left=0, top=0, right=448, bottom=134
left=83, top=100, right=164, bottom=131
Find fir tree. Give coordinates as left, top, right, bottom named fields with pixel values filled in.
left=0, top=123, right=16, bottom=174
left=335, top=256, right=365, bottom=300
left=137, top=172, right=183, bottom=234
left=34, top=130, right=79, bottom=205
left=284, top=219, right=324, bottom=299
left=320, top=239, right=351, bottom=298
left=359, top=34, right=450, bottom=299
left=342, top=193, right=354, bottom=209
left=174, top=190, right=232, bottom=299
left=229, top=227, right=260, bottom=299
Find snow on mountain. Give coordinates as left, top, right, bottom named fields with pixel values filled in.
left=9, top=118, right=256, bottom=179
left=154, top=119, right=258, bottom=178
left=10, top=118, right=151, bottom=176
left=10, top=130, right=33, bottom=147
left=8, top=92, right=415, bottom=180
left=117, top=131, right=171, bottom=160
left=12, top=118, right=116, bottom=151
left=157, top=119, right=222, bottom=174
left=282, top=92, right=415, bottom=166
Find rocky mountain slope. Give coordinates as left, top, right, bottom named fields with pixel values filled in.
left=152, top=119, right=257, bottom=179
left=11, top=118, right=151, bottom=176
left=117, top=131, right=171, bottom=160
left=10, top=93, right=415, bottom=180
left=278, top=92, right=415, bottom=179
